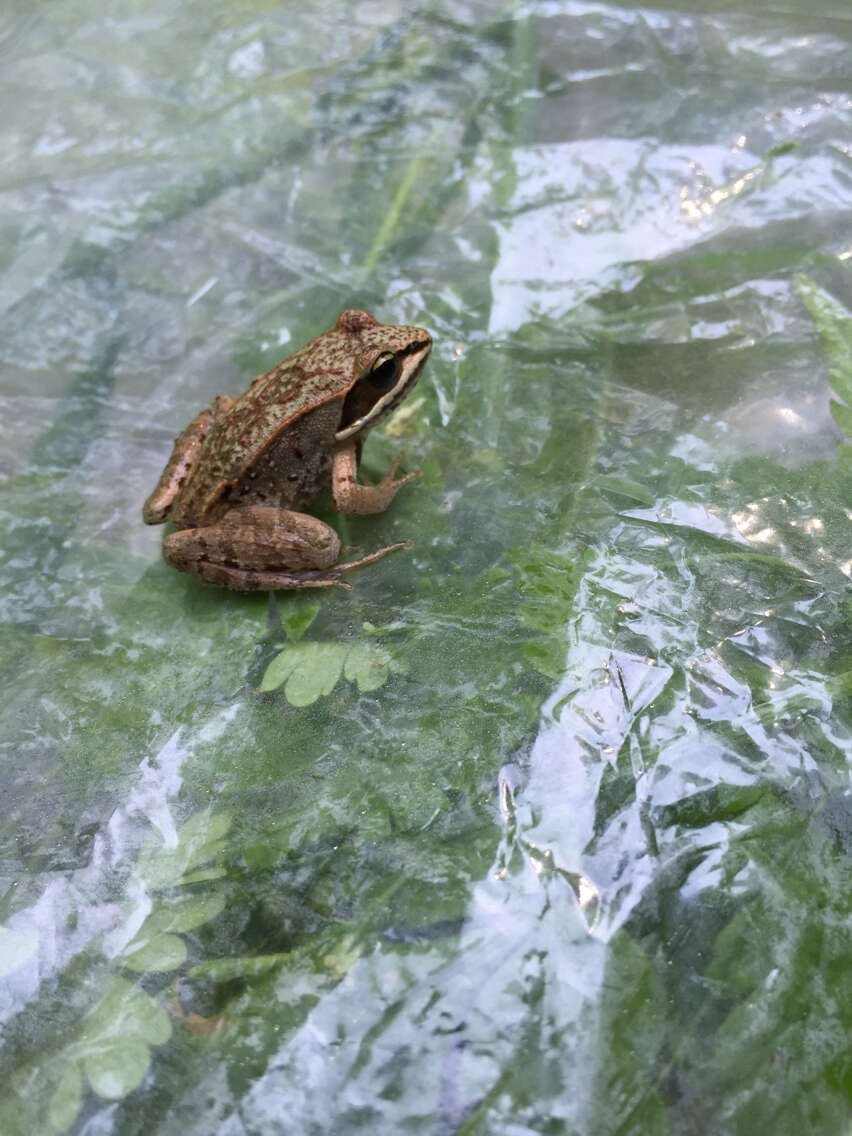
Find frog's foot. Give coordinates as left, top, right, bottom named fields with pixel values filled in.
left=332, top=445, right=420, bottom=515
left=333, top=542, right=411, bottom=574
left=384, top=452, right=417, bottom=483
left=375, top=452, right=421, bottom=497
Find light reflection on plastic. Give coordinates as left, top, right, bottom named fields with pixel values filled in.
left=777, top=406, right=805, bottom=427
left=732, top=503, right=778, bottom=546
left=679, top=165, right=762, bottom=221
left=577, top=876, right=599, bottom=912
left=186, top=276, right=218, bottom=307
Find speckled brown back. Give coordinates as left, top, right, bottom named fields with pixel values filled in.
left=171, top=310, right=430, bottom=527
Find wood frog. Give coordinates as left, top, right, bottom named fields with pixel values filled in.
left=143, top=309, right=432, bottom=590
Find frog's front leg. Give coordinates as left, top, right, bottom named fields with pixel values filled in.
left=162, top=505, right=408, bottom=591
left=143, top=395, right=235, bottom=524
left=332, top=442, right=419, bottom=515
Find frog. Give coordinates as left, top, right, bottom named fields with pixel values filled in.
left=142, top=309, right=432, bottom=591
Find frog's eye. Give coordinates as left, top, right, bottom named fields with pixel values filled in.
left=367, top=351, right=399, bottom=390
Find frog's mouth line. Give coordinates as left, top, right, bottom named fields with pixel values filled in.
left=334, top=340, right=431, bottom=442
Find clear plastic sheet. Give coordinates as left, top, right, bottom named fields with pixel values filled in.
left=0, top=2, right=850, bottom=1133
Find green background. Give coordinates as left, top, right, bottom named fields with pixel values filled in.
left=0, top=1, right=850, bottom=1133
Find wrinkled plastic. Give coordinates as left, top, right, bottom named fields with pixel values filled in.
left=0, top=2, right=850, bottom=1133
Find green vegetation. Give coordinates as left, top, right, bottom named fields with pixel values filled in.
left=1, top=1, right=850, bottom=1133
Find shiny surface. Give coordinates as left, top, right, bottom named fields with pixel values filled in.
left=0, top=1, right=850, bottom=1133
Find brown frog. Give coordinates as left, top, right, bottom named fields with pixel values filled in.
left=143, top=309, right=432, bottom=590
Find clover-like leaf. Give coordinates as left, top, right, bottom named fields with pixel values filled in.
left=121, top=932, right=187, bottom=974
left=79, top=977, right=172, bottom=1048
left=54, top=977, right=173, bottom=1107
left=136, top=809, right=231, bottom=890
left=284, top=643, right=346, bottom=705
left=148, top=894, right=227, bottom=936
left=180, top=867, right=228, bottom=885
left=83, top=1039, right=151, bottom=1101
left=261, top=639, right=405, bottom=703
left=259, top=645, right=302, bottom=692
left=260, top=641, right=347, bottom=705
left=343, top=643, right=394, bottom=692
left=120, top=893, right=226, bottom=974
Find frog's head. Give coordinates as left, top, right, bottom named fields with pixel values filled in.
left=335, top=310, right=432, bottom=442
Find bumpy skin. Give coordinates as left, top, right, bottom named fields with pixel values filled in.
left=143, top=310, right=431, bottom=591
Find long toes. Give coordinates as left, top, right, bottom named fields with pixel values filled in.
left=391, top=469, right=421, bottom=489
left=386, top=451, right=406, bottom=479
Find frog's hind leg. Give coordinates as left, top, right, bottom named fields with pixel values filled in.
left=202, top=541, right=411, bottom=591
left=142, top=395, right=235, bottom=524
left=178, top=561, right=351, bottom=591
left=162, top=505, right=410, bottom=592
left=332, top=542, right=411, bottom=576
left=189, top=540, right=411, bottom=591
